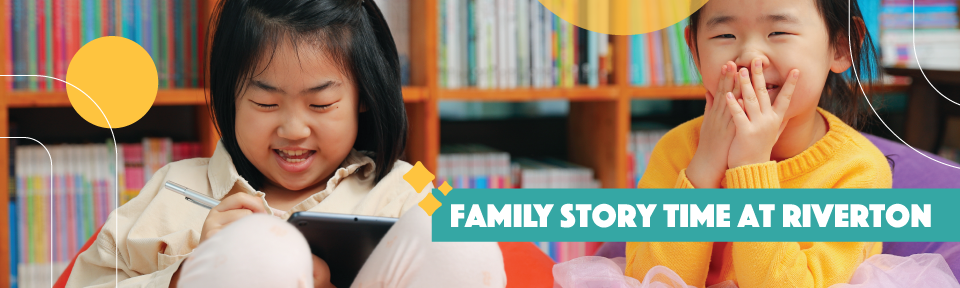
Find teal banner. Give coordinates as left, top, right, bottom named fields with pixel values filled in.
left=429, top=189, right=960, bottom=242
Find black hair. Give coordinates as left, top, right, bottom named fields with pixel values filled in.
left=205, top=0, right=407, bottom=190
left=688, top=0, right=882, bottom=129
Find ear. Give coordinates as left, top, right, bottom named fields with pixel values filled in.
left=831, top=17, right=866, bottom=73
left=684, top=26, right=700, bottom=68
left=359, top=101, right=368, bottom=113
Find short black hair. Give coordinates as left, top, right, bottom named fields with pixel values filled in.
left=205, top=0, right=407, bottom=189
left=688, top=0, right=882, bottom=129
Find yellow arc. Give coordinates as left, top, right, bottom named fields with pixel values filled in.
left=66, top=36, right=158, bottom=128
left=538, top=0, right=709, bottom=35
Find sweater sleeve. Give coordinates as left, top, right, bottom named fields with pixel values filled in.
left=626, top=242, right=714, bottom=287
left=731, top=242, right=880, bottom=288
left=724, top=161, right=781, bottom=188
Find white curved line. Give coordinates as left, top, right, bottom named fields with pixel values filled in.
left=846, top=2, right=960, bottom=170
left=1, top=74, right=121, bottom=285
left=910, top=0, right=960, bottom=106
left=0, top=137, right=53, bottom=286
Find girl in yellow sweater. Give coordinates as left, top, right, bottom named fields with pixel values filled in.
left=626, top=0, right=893, bottom=287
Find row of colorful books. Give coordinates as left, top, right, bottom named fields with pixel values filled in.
left=9, top=138, right=201, bottom=288
left=512, top=158, right=601, bottom=189
left=7, top=0, right=202, bottom=91
left=880, top=0, right=958, bottom=29
left=879, top=0, right=960, bottom=70
left=627, top=129, right=669, bottom=188
left=438, top=0, right=613, bottom=89
left=437, top=144, right=512, bottom=189
left=534, top=242, right=604, bottom=263
left=627, top=20, right=701, bottom=87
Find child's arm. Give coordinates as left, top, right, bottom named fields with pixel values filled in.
left=731, top=242, right=881, bottom=288
left=65, top=162, right=207, bottom=287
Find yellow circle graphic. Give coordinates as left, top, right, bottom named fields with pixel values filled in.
left=66, top=36, right=158, bottom=128
left=538, top=0, right=709, bottom=35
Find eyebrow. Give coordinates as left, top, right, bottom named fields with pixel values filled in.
left=704, top=13, right=801, bottom=27
left=762, top=13, right=801, bottom=24
left=252, top=80, right=340, bottom=94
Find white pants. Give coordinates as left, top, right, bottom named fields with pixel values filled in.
left=177, top=208, right=506, bottom=287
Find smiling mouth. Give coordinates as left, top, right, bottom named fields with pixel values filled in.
left=274, top=149, right=316, bottom=163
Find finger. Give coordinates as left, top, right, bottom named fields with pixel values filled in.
left=776, top=118, right=790, bottom=142
left=731, top=70, right=741, bottom=100
left=214, top=208, right=254, bottom=227
left=750, top=58, right=772, bottom=110
left=773, top=69, right=799, bottom=116
left=726, top=92, right=750, bottom=127
left=215, top=192, right=268, bottom=214
left=721, top=61, right=736, bottom=95
left=705, top=91, right=713, bottom=114
left=738, top=67, right=762, bottom=118
left=715, top=64, right=730, bottom=100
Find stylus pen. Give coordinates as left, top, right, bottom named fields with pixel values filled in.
left=165, top=181, right=220, bottom=209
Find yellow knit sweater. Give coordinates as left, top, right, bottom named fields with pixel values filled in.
left=626, top=108, right=891, bottom=288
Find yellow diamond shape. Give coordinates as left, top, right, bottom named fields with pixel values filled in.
left=438, top=181, right=452, bottom=196
left=404, top=161, right=435, bottom=193
left=419, top=192, right=442, bottom=216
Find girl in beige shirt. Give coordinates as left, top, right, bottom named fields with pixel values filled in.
left=65, top=0, right=506, bottom=287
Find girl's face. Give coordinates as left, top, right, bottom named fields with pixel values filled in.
left=235, top=40, right=360, bottom=192
left=693, top=0, right=852, bottom=120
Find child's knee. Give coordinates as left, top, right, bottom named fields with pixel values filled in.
left=179, top=214, right=313, bottom=288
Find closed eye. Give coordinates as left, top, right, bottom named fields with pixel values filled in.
left=713, top=34, right=735, bottom=39
left=250, top=100, right=278, bottom=109
left=769, top=32, right=790, bottom=36
left=310, top=103, right=335, bottom=110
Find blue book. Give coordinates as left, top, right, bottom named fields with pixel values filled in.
left=10, top=202, right=18, bottom=288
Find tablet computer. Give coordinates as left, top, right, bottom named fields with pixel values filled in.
left=287, top=211, right=397, bottom=287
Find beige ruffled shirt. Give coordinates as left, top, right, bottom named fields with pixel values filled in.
left=65, top=141, right=426, bottom=288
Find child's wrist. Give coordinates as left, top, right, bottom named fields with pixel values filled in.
left=687, top=155, right=723, bottom=188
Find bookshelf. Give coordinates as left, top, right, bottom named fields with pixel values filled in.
left=0, top=0, right=912, bottom=284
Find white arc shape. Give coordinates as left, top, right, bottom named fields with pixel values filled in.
left=846, top=3, right=960, bottom=170
left=910, top=0, right=960, bottom=107
left=1, top=74, right=121, bottom=285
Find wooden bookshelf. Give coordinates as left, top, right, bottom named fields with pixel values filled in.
left=5, top=86, right=428, bottom=108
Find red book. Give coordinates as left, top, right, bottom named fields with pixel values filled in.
left=67, top=0, right=80, bottom=85
left=53, top=0, right=64, bottom=90
left=102, top=0, right=109, bottom=36
left=37, top=0, right=48, bottom=90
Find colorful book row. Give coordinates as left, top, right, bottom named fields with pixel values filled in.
left=438, top=0, right=613, bottom=89
left=628, top=20, right=700, bottom=87
left=7, top=0, right=202, bottom=91
left=9, top=139, right=201, bottom=288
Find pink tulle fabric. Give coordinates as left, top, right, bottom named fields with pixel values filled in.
left=553, top=254, right=960, bottom=288
left=830, top=253, right=960, bottom=288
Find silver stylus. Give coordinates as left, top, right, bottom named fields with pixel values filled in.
left=164, top=181, right=220, bottom=209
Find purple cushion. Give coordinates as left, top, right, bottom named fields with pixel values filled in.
left=861, top=133, right=960, bottom=188
left=595, top=134, right=960, bottom=276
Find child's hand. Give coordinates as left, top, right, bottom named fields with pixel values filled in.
left=312, top=254, right=335, bottom=288
left=726, top=58, right=799, bottom=169
left=687, top=61, right=740, bottom=188
left=199, top=192, right=268, bottom=243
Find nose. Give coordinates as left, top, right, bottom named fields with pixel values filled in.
left=277, top=113, right=311, bottom=141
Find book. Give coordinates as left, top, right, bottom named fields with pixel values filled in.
left=438, top=0, right=612, bottom=89
left=7, top=0, right=203, bottom=91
